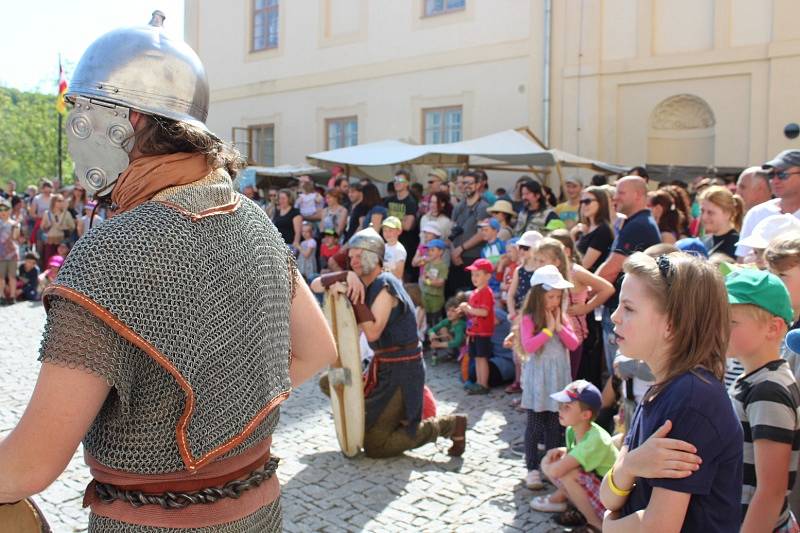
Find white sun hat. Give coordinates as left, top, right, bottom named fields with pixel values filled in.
left=737, top=214, right=800, bottom=249
left=518, top=230, right=544, bottom=248
left=530, top=264, right=574, bottom=290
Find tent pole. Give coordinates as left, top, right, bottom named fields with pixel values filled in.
left=554, top=160, right=566, bottom=196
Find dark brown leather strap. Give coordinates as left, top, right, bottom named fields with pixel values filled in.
left=319, top=271, right=348, bottom=289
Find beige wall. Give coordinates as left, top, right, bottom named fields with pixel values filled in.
left=185, top=0, right=546, bottom=168
left=550, top=0, right=800, bottom=171
left=186, top=0, right=800, bottom=178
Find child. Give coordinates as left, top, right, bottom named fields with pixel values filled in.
left=404, top=282, right=427, bottom=344
left=38, top=254, right=64, bottom=295
left=297, top=222, right=318, bottom=281
left=294, top=178, right=324, bottom=221
left=765, top=234, right=800, bottom=374
left=382, top=216, right=406, bottom=280
left=428, top=295, right=468, bottom=365
left=319, top=228, right=340, bottom=273
left=16, top=251, right=40, bottom=301
left=544, top=232, right=615, bottom=379
left=534, top=380, right=619, bottom=531
left=516, top=264, right=580, bottom=490
left=411, top=223, right=444, bottom=279
left=505, top=230, right=544, bottom=393
left=600, top=253, right=743, bottom=532
left=420, top=239, right=449, bottom=328
left=726, top=269, right=800, bottom=532
left=460, top=258, right=496, bottom=395
left=479, top=218, right=506, bottom=295
left=497, top=237, right=520, bottom=310
left=0, top=197, right=20, bottom=304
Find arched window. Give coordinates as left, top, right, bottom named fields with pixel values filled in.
left=647, top=94, right=716, bottom=166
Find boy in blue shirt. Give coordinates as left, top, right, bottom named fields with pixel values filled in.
left=479, top=218, right=506, bottom=295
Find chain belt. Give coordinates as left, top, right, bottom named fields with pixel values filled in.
left=93, top=457, right=279, bottom=510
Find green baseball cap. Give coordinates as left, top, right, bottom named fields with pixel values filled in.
left=725, top=269, right=794, bottom=326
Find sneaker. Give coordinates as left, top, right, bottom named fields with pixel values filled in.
left=525, top=470, right=545, bottom=490
left=466, top=384, right=490, bottom=395
left=529, top=494, right=567, bottom=513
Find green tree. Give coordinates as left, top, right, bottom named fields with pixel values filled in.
left=0, top=87, right=73, bottom=190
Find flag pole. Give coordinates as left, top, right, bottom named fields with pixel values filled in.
left=57, top=54, right=63, bottom=184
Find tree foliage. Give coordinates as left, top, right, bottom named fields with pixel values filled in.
left=0, top=87, right=73, bottom=189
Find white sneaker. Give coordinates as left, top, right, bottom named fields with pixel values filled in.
left=525, top=469, right=545, bottom=490
left=530, top=494, right=567, bottom=512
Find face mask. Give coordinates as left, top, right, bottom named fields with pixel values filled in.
left=66, top=96, right=135, bottom=198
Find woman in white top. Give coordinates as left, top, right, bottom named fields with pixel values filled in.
left=419, top=191, right=453, bottom=242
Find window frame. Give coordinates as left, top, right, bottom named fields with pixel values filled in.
left=423, top=0, right=466, bottom=18
left=422, top=106, right=463, bottom=145
left=251, top=0, right=279, bottom=53
left=325, top=116, right=359, bottom=150
left=233, top=124, right=275, bottom=166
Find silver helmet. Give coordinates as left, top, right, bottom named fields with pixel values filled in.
left=348, top=227, right=385, bottom=259
left=65, top=20, right=209, bottom=197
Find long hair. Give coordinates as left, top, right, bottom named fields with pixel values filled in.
left=134, top=114, right=243, bottom=179
left=666, top=185, right=693, bottom=235
left=580, top=186, right=612, bottom=232
left=520, top=284, right=549, bottom=342
left=549, top=229, right=583, bottom=265
left=623, top=252, right=729, bottom=399
left=432, top=190, right=452, bottom=218
left=699, top=185, right=745, bottom=232
left=361, top=183, right=381, bottom=210
left=535, top=238, right=571, bottom=281
left=648, top=190, right=681, bottom=237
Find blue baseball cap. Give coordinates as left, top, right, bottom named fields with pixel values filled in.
left=550, top=379, right=602, bottom=411
left=427, top=239, right=447, bottom=250
left=676, top=237, right=709, bottom=259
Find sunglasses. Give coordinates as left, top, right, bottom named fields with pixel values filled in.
left=579, top=198, right=595, bottom=205
left=770, top=170, right=800, bottom=181
left=518, top=245, right=530, bottom=251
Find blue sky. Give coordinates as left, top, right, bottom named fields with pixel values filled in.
left=0, top=0, right=185, bottom=93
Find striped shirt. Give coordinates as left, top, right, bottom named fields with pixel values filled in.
left=730, top=359, right=800, bottom=529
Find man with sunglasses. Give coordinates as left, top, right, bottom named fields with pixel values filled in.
left=736, top=150, right=800, bottom=261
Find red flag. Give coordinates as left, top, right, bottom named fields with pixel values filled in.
left=56, top=62, right=68, bottom=115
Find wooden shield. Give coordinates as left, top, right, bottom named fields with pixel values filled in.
left=322, top=291, right=365, bottom=457
left=0, top=498, right=51, bottom=532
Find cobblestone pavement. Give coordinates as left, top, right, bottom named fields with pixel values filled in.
left=2, top=302, right=560, bottom=532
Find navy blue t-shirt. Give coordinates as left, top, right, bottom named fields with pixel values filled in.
left=622, top=368, right=743, bottom=532
left=605, top=209, right=661, bottom=311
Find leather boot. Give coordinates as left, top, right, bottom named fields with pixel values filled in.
left=447, top=414, right=468, bottom=457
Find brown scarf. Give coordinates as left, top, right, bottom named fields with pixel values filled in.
left=109, top=153, right=212, bottom=215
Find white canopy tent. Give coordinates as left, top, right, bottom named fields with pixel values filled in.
left=306, top=128, right=630, bottom=185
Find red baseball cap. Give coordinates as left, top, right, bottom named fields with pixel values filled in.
left=465, top=258, right=494, bottom=273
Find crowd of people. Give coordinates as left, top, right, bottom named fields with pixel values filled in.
left=3, top=148, right=800, bottom=530
left=0, top=178, right=105, bottom=304
left=242, top=153, right=799, bottom=531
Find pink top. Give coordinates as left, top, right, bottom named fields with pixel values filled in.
left=520, top=314, right=580, bottom=354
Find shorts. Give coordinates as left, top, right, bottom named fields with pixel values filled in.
left=0, top=259, right=17, bottom=279
left=468, top=335, right=492, bottom=358
left=553, top=469, right=605, bottom=520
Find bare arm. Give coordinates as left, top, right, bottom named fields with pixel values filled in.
left=360, top=288, right=394, bottom=342
left=506, top=267, right=520, bottom=318
left=336, top=208, right=347, bottom=236
left=402, top=214, right=415, bottom=232
left=595, top=252, right=626, bottom=284
left=390, top=261, right=405, bottom=281
left=289, top=274, right=337, bottom=386
left=570, top=265, right=615, bottom=314
left=291, top=215, right=302, bottom=248
left=741, top=439, right=792, bottom=533
left=581, top=247, right=603, bottom=271
left=602, top=487, right=691, bottom=532
left=0, top=364, right=110, bottom=502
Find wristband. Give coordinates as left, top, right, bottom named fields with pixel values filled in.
left=608, top=466, right=633, bottom=497
left=541, top=328, right=553, bottom=337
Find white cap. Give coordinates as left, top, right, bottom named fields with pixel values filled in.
left=518, top=230, right=544, bottom=248
left=737, top=214, right=800, bottom=249
left=531, top=264, right=574, bottom=290
left=420, top=223, right=442, bottom=236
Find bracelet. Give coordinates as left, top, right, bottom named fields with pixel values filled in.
left=607, top=466, right=633, bottom=497
left=541, top=328, right=553, bottom=337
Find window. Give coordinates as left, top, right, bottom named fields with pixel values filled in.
left=252, top=0, right=279, bottom=51
left=424, top=0, right=465, bottom=17
left=423, top=106, right=462, bottom=144
left=326, top=117, right=358, bottom=150
left=234, top=125, right=275, bottom=166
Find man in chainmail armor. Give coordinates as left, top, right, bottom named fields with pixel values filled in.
left=312, top=227, right=468, bottom=458
left=0, top=16, right=336, bottom=532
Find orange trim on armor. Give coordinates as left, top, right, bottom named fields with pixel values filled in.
left=42, top=285, right=291, bottom=471
left=155, top=195, right=242, bottom=222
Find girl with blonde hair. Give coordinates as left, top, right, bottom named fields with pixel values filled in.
left=700, top=185, right=745, bottom=258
